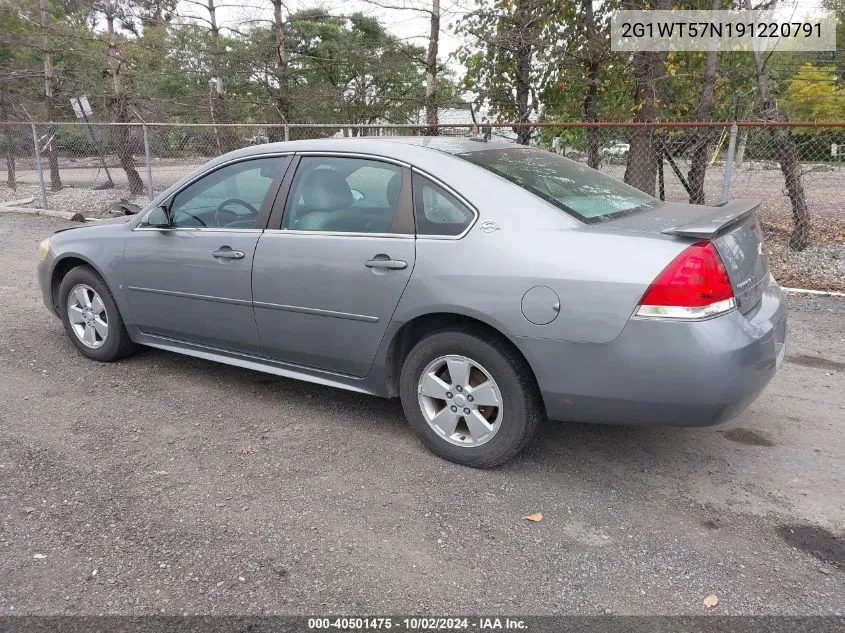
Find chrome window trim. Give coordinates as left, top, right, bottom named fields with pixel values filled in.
left=266, top=157, right=479, bottom=240
left=262, top=229, right=414, bottom=239
left=134, top=150, right=479, bottom=240
left=410, top=168, right=479, bottom=240
left=133, top=227, right=264, bottom=234
left=136, top=152, right=294, bottom=228
left=293, top=151, right=411, bottom=169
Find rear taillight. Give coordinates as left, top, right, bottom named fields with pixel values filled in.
left=636, top=241, right=735, bottom=319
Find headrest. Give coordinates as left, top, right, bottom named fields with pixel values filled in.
left=301, top=169, right=353, bottom=211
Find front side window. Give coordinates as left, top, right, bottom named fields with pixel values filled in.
left=168, top=156, right=286, bottom=229
left=282, top=157, right=403, bottom=233
left=412, top=174, right=475, bottom=237
left=457, top=147, right=656, bottom=223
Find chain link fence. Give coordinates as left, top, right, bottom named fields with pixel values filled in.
left=1, top=120, right=843, bottom=287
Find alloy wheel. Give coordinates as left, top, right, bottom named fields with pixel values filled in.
left=67, top=284, right=108, bottom=349
left=417, top=354, right=503, bottom=447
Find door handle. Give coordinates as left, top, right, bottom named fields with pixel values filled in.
left=365, top=258, right=407, bottom=270
left=212, top=248, right=245, bottom=260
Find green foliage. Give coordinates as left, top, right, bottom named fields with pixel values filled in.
left=285, top=10, right=428, bottom=125
left=1, top=0, right=843, bottom=128
left=780, top=63, right=845, bottom=123
left=0, top=0, right=442, bottom=126
left=454, top=0, right=558, bottom=122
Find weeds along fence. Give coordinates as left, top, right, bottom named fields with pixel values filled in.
left=1, top=120, right=843, bottom=247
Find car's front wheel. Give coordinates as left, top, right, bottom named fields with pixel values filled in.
left=399, top=328, right=544, bottom=468
left=58, top=266, right=137, bottom=362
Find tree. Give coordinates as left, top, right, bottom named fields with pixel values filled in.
left=623, top=0, right=671, bottom=196
left=99, top=0, right=144, bottom=194
left=540, top=0, right=624, bottom=166
left=425, top=0, right=440, bottom=134
left=0, top=81, right=16, bottom=188
left=780, top=63, right=845, bottom=121
left=270, top=0, right=289, bottom=124
left=38, top=0, right=62, bottom=189
left=685, top=0, right=720, bottom=205
left=745, top=0, right=811, bottom=250
left=176, top=0, right=241, bottom=148
left=360, top=0, right=443, bottom=133
left=457, top=0, right=556, bottom=144
left=125, top=0, right=176, bottom=30
left=286, top=10, right=426, bottom=128
left=579, top=0, right=601, bottom=166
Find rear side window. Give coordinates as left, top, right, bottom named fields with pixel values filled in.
left=412, top=174, right=475, bottom=237
left=282, top=156, right=403, bottom=234
left=457, top=147, right=656, bottom=223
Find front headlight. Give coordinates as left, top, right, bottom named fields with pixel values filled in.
left=37, top=237, right=51, bottom=262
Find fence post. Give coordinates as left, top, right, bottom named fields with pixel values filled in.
left=30, top=122, right=47, bottom=209
left=720, top=122, right=738, bottom=204
left=142, top=123, right=153, bottom=201
left=284, top=124, right=289, bottom=142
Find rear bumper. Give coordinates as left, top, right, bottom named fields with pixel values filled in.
left=520, top=276, right=787, bottom=426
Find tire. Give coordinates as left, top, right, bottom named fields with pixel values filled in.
left=399, top=327, right=544, bottom=468
left=58, top=265, right=137, bottom=362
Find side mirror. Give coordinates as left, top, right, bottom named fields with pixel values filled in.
left=145, top=206, right=170, bottom=228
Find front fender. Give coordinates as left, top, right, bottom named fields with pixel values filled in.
left=46, top=223, right=132, bottom=325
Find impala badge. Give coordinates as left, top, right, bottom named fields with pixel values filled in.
left=479, top=221, right=500, bottom=233
left=737, top=276, right=756, bottom=289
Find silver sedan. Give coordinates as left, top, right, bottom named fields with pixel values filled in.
left=37, top=137, right=787, bottom=467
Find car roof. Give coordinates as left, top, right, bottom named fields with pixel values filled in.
left=218, top=136, right=521, bottom=165
left=142, top=136, right=528, bottom=214
left=366, top=135, right=517, bottom=154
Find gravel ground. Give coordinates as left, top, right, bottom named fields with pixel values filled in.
left=0, top=183, right=150, bottom=218
left=0, top=213, right=843, bottom=616
left=765, top=238, right=845, bottom=292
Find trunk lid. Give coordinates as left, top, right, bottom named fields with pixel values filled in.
left=606, top=199, right=769, bottom=313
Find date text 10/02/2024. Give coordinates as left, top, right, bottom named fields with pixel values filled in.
left=307, top=617, right=528, bottom=630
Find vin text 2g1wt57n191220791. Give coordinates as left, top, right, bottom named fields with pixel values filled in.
left=37, top=136, right=787, bottom=467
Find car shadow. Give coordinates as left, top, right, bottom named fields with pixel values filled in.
left=122, top=345, right=733, bottom=475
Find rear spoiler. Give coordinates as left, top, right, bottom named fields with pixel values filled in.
left=661, top=199, right=761, bottom=240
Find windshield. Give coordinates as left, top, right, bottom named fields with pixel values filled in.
left=457, top=147, right=657, bottom=223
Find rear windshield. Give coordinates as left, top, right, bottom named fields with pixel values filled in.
left=457, top=147, right=657, bottom=223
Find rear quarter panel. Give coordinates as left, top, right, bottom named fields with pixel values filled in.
left=396, top=151, right=691, bottom=344
left=399, top=227, right=689, bottom=344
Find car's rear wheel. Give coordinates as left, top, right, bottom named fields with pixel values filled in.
left=399, top=328, right=543, bottom=468
left=58, top=266, right=137, bottom=362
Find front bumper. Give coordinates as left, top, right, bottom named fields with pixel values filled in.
left=37, top=259, right=57, bottom=316
left=520, top=276, right=787, bottom=426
